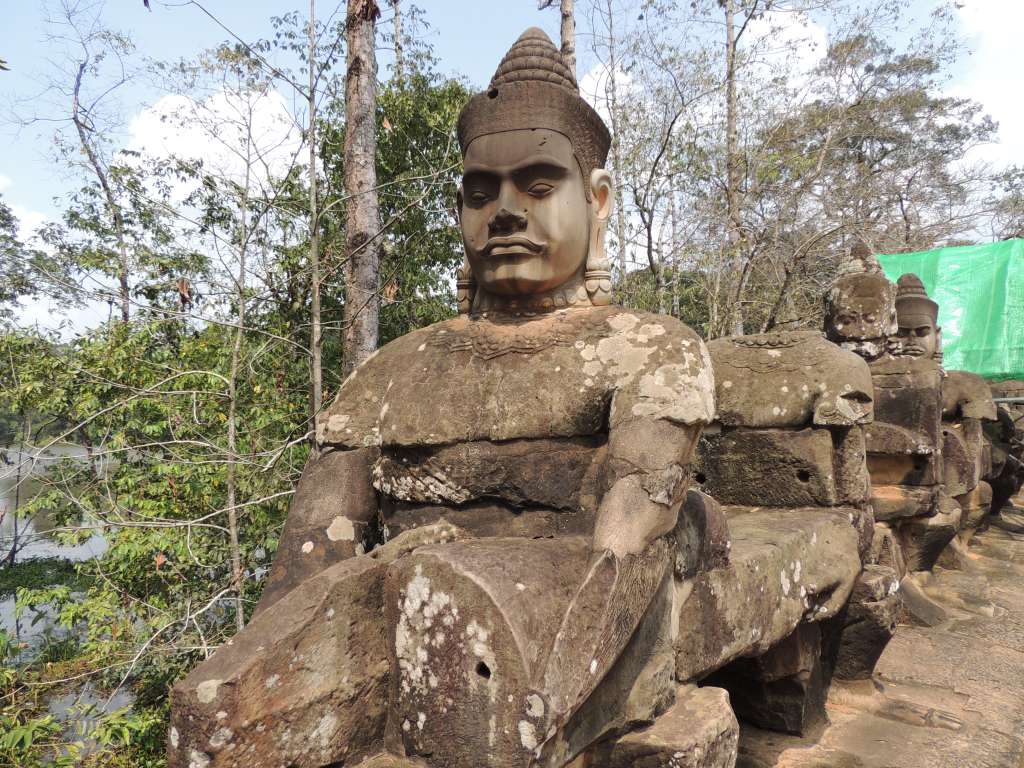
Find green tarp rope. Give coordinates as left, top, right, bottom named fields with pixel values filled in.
left=878, top=239, right=1024, bottom=381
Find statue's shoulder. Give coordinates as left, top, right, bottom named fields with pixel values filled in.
left=316, top=320, right=459, bottom=447
left=600, top=306, right=705, bottom=346
left=592, top=306, right=715, bottom=428
left=591, top=306, right=711, bottom=372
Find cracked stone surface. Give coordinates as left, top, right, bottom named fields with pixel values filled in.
left=735, top=504, right=1024, bottom=768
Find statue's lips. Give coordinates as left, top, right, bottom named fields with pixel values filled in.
left=482, top=236, right=546, bottom=258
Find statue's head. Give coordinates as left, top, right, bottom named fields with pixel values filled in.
left=895, top=273, right=941, bottom=360
left=455, top=28, right=613, bottom=313
left=823, top=242, right=897, bottom=362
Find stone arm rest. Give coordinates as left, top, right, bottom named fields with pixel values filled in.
left=254, top=445, right=380, bottom=614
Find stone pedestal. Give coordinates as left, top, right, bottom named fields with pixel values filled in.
left=705, top=623, right=828, bottom=736
left=586, top=686, right=738, bottom=768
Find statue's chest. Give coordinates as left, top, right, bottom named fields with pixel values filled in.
left=378, top=344, right=612, bottom=445
left=317, top=308, right=666, bottom=449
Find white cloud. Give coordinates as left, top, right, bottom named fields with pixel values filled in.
left=0, top=175, right=47, bottom=243
left=579, top=62, right=635, bottom=125
left=743, top=9, right=828, bottom=84
left=951, top=0, right=1024, bottom=169
left=10, top=203, right=47, bottom=245
left=125, top=88, right=304, bottom=194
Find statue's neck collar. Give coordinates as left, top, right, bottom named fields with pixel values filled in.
left=470, top=274, right=595, bottom=318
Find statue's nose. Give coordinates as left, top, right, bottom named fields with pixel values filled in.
left=489, top=207, right=528, bottom=236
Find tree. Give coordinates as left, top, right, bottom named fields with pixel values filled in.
left=0, top=198, right=36, bottom=323
left=540, top=0, right=577, bottom=78
left=991, top=167, right=1024, bottom=241
left=341, top=0, right=383, bottom=378
left=307, top=0, right=325, bottom=442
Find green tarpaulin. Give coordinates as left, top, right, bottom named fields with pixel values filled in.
left=878, top=239, right=1024, bottom=381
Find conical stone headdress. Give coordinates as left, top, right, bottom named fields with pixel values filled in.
left=457, top=27, right=611, bottom=185
left=895, top=273, right=939, bottom=325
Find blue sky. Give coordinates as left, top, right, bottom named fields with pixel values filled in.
left=2, top=0, right=1022, bottom=249
left=0, top=0, right=563, bottom=229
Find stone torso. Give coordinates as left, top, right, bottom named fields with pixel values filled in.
left=316, top=306, right=713, bottom=512
left=318, top=305, right=713, bottom=448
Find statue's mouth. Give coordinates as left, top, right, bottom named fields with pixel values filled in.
left=902, top=346, right=925, bottom=356
left=482, top=236, right=546, bottom=258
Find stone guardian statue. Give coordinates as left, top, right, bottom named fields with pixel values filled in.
left=168, top=28, right=715, bottom=768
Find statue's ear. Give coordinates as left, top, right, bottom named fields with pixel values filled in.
left=590, top=169, right=613, bottom=222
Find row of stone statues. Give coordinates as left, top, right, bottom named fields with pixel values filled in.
left=166, top=28, right=1024, bottom=768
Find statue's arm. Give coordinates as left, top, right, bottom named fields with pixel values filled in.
left=535, top=336, right=715, bottom=760
left=253, top=446, right=379, bottom=615
left=592, top=415, right=702, bottom=556
left=593, top=335, right=715, bottom=556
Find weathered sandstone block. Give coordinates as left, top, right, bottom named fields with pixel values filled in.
left=708, top=331, right=873, bottom=430
left=255, top=447, right=379, bottom=613
left=674, top=508, right=863, bottom=683
left=831, top=564, right=901, bottom=680
left=587, top=685, right=739, bottom=768
left=706, top=623, right=827, bottom=736
left=695, top=428, right=839, bottom=508
left=384, top=537, right=589, bottom=768
left=168, top=556, right=389, bottom=768
left=895, top=494, right=962, bottom=573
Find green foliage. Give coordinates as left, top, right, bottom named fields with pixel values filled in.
left=0, top=558, right=88, bottom=599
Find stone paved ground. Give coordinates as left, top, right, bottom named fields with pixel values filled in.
left=736, top=500, right=1024, bottom=768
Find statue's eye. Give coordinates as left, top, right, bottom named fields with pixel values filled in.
left=864, top=314, right=876, bottom=323
left=467, top=190, right=491, bottom=204
left=528, top=182, right=554, bottom=197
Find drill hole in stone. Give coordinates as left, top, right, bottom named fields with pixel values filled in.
left=488, top=88, right=499, bottom=99
left=797, top=469, right=811, bottom=483
left=476, top=661, right=492, bottom=679
left=694, top=472, right=707, bottom=485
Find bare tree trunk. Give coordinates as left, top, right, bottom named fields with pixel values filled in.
left=540, top=0, right=575, bottom=78
left=560, top=0, right=576, bottom=79
left=342, top=0, right=382, bottom=379
left=724, top=0, right=744, bottom=336
left=308, top=0, right=323, bottom=442
left=225, top=156, right=253, bottom=633
left=669, top=188, right=679, bottom=317
left=392, top=0, right=404, bottom=82
left=72, top=61, right=131, bottom=323
left=1, top=413, right=29, bottom=568
left=603, top=0, right=629, bottom=300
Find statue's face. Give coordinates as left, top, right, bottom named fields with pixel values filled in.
left=826, top=296, right=889, bottom=345
left=896, top=316, right=939, bottom=358
left=459, top=129, right=591, bottom=296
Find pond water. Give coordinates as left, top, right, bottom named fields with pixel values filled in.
left=1, top=443, right=109, bottom=657
left=1, top=443, right=128, bottom=748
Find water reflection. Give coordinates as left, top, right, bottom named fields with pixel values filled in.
left=1, top=443, right=129, bottom=743
left=1, top=442, right=109, bottom=563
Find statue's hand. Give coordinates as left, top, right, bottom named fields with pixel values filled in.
left=592, top=470, right=682, bottom=558
left=369, top=521, right=467, bottom=564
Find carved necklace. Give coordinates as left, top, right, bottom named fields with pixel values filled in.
left=429, top=306, right=616, bottom=360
